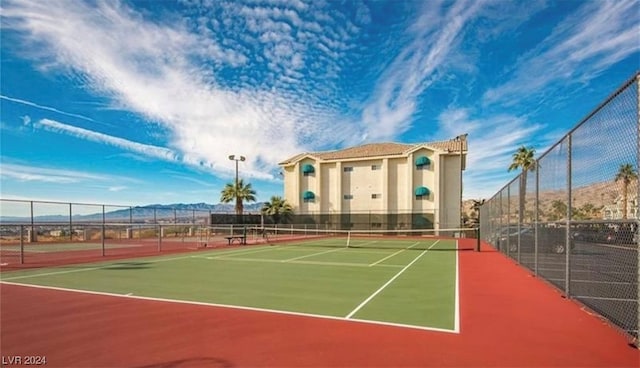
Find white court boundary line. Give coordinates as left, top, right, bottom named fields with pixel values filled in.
left=345, top=240, right=441, bottom=319
left=281, top=247, right=345, bottom=262
left=454, top=239, right=460, bottom=333
left=199, top=255, right=403, bottom=268
left=0, top=280, right=458, bottom=334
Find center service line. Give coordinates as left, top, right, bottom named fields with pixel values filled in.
left=345, top=240, right=440, bottom=319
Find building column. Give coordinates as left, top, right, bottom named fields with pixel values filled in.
left=293, top=162, right=300, bottom=211
left=382, top=158, right=389, bottom=212
left=335, top=161, right=342, bottom=213
left=407, top=153, right=414, bottom=213
left=315, top=161, right=321, bottom=213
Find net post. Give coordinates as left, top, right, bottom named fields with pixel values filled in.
left=475, top=227, right=480, bottom=252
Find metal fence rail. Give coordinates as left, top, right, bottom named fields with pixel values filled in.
left=480, top=72, right=640, bottom=343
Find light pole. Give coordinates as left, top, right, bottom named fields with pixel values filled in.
left=455, top=134, right=468, bottom=228
left=228, top=155, right=246, bottom=223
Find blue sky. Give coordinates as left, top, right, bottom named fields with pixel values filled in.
left=1, top=0, right=638, bottom=207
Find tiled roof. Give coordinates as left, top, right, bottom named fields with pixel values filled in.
left=315, top=142, right=412, bottom=160
left=279, top=140, right=467, bottom=165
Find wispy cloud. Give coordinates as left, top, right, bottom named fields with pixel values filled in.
left=359, top=0, right=485, bottom=142
left=108, top=186, right=127, bottom=192
left=482, top=0, right=639, bottom=106
left=0, top=0, right=368, bottom=179
left=36, top=118, right=181, bottom=162
left=0, top=94, right=97, bottom=122
left=0, top=162, right=116, bottom=184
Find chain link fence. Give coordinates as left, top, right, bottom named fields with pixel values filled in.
left=226, top=210, right=439, bottom=231
left=480, top=73, right=639, bottom=343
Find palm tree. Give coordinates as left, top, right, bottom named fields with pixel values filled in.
left=261, top=196, right=293, bottom=224
left=220, top=179, right=257, bottom=218
left=614, top=163, right=638, bottom=219
left=508, top=146, right=536, bottom=224
left=469, top=199, right=485, bottom=226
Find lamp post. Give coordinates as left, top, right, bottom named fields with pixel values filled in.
left=228, top=155, right=246, bottom=223
left=455, top=134, right=468, bottom=228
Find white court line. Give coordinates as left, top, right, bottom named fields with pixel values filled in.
left=454, top=239, right=460, bottom=333
left=0, top=281, right=457, bottom=334
left=345, top=240, right=440, bottom=319
left=202, top=256, right=403, bottom=268
left=1, top=245, right=277, bottom=281
left=282, top=247, right=345, bottom=262
left=368, top=241, right=428, bottom=267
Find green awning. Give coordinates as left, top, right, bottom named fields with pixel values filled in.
left=302, top=164, right=315, bottom=174
left=415, top=156, right=431, bottom=166
left=415, top=186, right=430, bottom=196
left=303, top=191, right=315, bottom=200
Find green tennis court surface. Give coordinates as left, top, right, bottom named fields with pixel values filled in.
left=1, top=239, right=460, bottom=331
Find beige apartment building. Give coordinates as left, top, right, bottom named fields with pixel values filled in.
left=278, top=139, right=467, bottom=230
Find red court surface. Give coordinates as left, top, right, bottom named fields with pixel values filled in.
left=1, top=243, right=639, bottom=367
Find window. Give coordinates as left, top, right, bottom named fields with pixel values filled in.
left=416, top=194, right=428, bottom=200
left=303, top=171, right=313, bottom=177
left=343, top=167, right=353, bottom=172
left=343, top=194, right=353, bottom=200
left=371, top=193, right=381, bottom=199
left=371, top=165, right=380, bottom=170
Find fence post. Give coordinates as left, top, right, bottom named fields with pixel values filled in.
left=565, top=134, right=572, bottom=297
left=535, top=160, right=540, bottom=276
left=69, top=203, right=73, bottom=242
left=158, top=224, right=162, bottom=252
left=635, top=75, right=640, bottom=348
left=20, top=225, right=24, bottom=264
left=475, top=227, right=480, bottom=252
left=101, top=205, right=106, bottom=257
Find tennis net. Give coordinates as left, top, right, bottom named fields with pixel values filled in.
left=256, top=226, right=479, bottom=251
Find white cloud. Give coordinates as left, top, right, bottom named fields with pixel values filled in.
left=482, top=0, right=639, bottom=106
left=359, top=0, right=485, bottom=142
left=1, top=0, right=364, bottom=181
left=108, top=186, right=127, bottom=192
left=36, top=119, right=181, bottom=162
left=0, top=162, right=118, bottom=184
left=1, top=95, right=96, bottom=122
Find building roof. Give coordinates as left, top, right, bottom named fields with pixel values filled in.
left=279, top=140, right=467, bottom=165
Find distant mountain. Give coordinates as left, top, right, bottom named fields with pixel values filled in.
left=0, top=202, right=267, bottom=223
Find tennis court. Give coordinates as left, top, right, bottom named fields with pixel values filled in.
left=3, top=235, right=639, bottom=367
left=1, top=234, right=460, bottom=332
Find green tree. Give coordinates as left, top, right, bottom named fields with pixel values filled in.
left=220, top=179, right=257, bottom=217
left=614, top=163, right=638, bottom=220
left=261, top=196, right=293, bottom=224
left=508, top=146, right=536, bottom=224
left=579, top=203, right=597, bottom=220
left=551, top=200, right=567, bottom=221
